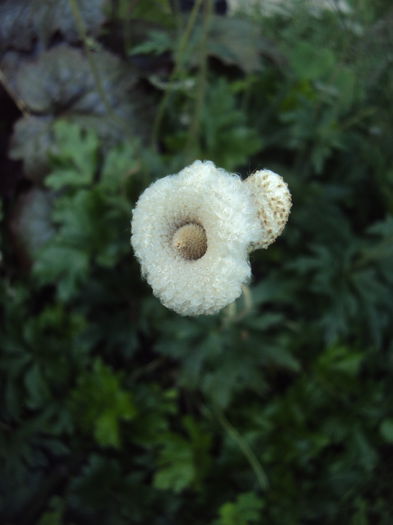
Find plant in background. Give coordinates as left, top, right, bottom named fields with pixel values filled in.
left=131, top=160, right=291, bottom=315
left=2, top=1, right=393, bottom=524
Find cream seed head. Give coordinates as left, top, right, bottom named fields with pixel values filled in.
left=172, top=223, right=207, bottom=261
left=244, top=169, right=292, bottom=249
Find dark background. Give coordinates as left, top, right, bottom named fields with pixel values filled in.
left=1, top=1, right=393, bottom=524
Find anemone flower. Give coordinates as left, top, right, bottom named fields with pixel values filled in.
left=131, top=160, right=291, bottom=316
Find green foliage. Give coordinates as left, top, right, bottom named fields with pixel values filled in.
left=201, top=78, right=261, bottom=169
left=69, top=359, right=136, bottom=447
left=380, top=419, right=393, bottom=444
left=206, top=16, right=274, bottom=73
left=123, top=0, right=173, bottom=26
left=37, top=497, right=64, bottom=525
left=165, top=77, right=261, bottom=170
left=2, top=1, right=393, bottom=524
left=153, top=416, right=212, bottom=493
left=9, top=46, right=146, bottom=181
left=33, top=121, right=136, bottom=300
left=214, top=492, right=264, bottom=525
left=130, top=29, right=174, bottom=56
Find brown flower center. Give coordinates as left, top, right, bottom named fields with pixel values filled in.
left=172, top=223, right=207, bottom=260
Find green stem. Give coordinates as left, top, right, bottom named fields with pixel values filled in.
left=151, top=0, right=205, bottom=147
left=68, top=0, right=131, bottom=138
left=210, top=404, right=269, bottom=491
left=185, top=0, right=213, bottom=161
left=222, top=285, right=253, bottom=326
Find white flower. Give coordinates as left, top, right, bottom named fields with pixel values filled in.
left=131, top=161, right=292, bottom=316
left=131, top=161, right=261, bottom=315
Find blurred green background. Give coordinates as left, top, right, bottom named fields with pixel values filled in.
left=1, top=0, right=393, bottom=523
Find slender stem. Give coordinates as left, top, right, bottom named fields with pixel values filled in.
left=241, top=284, right=253, bottom=315
left=222, top=301, right=237, bottom=326
left=185, top=0, right=213, bottom=161
left=68, top=0, right=131, bottom=138
left=211, top=404, right=269, bottom=491
left=151, top=0, right=204, bottom=147
left=222, top=285, right=253, bottom=326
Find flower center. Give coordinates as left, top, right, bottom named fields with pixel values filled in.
left=172, top=223, right=207, bottom=260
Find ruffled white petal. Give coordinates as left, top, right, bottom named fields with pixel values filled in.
left=131, top=160, right=261, bottom=316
